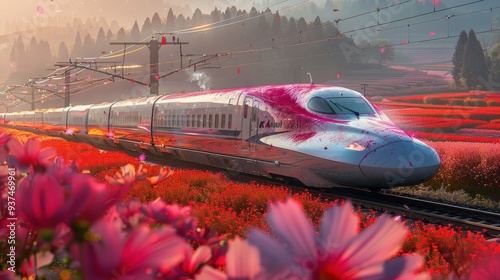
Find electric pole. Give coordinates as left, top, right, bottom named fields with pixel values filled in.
left=65, top=69, right=70, bottom=107
left=110, top=35, right=188, bottom=96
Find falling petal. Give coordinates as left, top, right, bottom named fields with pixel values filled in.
left=336, top=72, right=341, bottom=79
left=138, top=153, right=146, bottom=162
left=379, top=47, right=385, bottom=54
left=236, top=67, right=241, bottom=74
left=156, top=74, right=160, bottom=80
left=37, top=6, right=44, bottom=14
left=429, top=31, right=436, bottom=36
left=131, top=78, right=135, bottom=84
left=402, top=40, right=408, bottom=45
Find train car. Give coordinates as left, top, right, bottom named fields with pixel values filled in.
left=66, top=104, right=93, bottom=142
left=109, top=96, right=159, bottom=153
left=33, top=109, right=46, bottom=132
left=42, top=107, right=70, bottom=137
left=0, top=84, right=441, bottom=190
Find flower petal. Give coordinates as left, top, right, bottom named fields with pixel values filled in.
left=342, top=215, right=408, bottom=270
left=319, top=200, right=359, bottom=251
left=266, top=198, right=316, bottom=260
left=226, top=238, right=261, bottom=279
left=195, top=265, right=226, bottom=280
left=247, top=228, right=295, bottom=278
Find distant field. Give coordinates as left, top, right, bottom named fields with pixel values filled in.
left=374, top=91, right=500, bottom=143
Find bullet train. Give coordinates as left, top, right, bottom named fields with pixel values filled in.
left=0, top=84, right=440, bottom=189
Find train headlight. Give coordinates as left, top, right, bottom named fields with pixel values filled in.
left=345, top=142, right=366, bottom=151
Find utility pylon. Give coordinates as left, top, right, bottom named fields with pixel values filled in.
left=110, top=35, right=188, bottom=96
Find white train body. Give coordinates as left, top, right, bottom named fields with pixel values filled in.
left=1, top=84, right=440, bottom=189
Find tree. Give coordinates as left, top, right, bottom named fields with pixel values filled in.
left=311, top=16, right=323, bottom=40
left=95, top=27, right=107, bottom=53
left=116, top=27, right=126, bottom=40
left=166, top=8, right=176, bottom=30
left=57, top=41, right=70, bottom=62
left=192, top=8, right=204, bottom=26
left=130, top=21, right=141, bottom=41
left=70, top=32, right=83, bottom=59
left=271, top=12, right=282, bottom=37
left=142, top=17, right=152, bottom=35
left=151, top=12, right=163, bottom=33
left=452, top=30, right=468, bottom=87
left=462, top=29, right=488, bottom=89
left=490, top=43, right=500, bottom=85
left=9, top=36, right=26, bottom=73
left=373, top=39, right=395, bottom=64
left=82, top=33, right=95, bottom=57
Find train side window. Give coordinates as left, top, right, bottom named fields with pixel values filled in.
left=221, top=114, right=226, bottom=129
left=192, top=114, right=196, bottom=127
left=197, top=115, right=201, bottom=127
left=186, top=115, right=190, bottom=127
left=243, top=101, right=249, bottom=119
left=208, top=114, right=213, bottom=128
left=228, top=114, right=232, bottom=129
left=202, top=115, right=207, bottom=128
left=177, top=115, right=181, bottom=127
left=215, top=114, right=219, bottom=128
left=252, top=105, right=257, bottom=121
left=172, top=115, right=176, bottom=127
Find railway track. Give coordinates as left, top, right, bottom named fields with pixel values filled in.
left=318, top=188, right=500, bottom=239
left=143, top=152, right=500, bottom=239
left=127, top=148, right=500, bottom=239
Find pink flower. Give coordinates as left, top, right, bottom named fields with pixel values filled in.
left=247, top=199, right=429, bottom=280
left=15, top=171, right=69, bottom=231
left=106, top=163, right=145, bottom=187
left=19, top=251, right=54, bottom=278
left=166, top=244, right=212, bottom=278
left=196, top=238, right=263, bottom=280
left=65, top=173, right=108, bottom=234
left=83, top=210, right=186, bottom=279
left=105, top=164, right=145, bottom=206
left=7, top=138, right=56, bottom=172
left=147, top=166, right=174, bottom=186
left=468, top=257, right=500, bottom=280
left=141, top=198, right=191, bottom=225
left=0, top=131, right=11, bottom=146
left=116, top=198, right=145, bottom=229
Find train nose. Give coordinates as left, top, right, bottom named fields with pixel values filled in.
left=359, top=140, right=440, bottom=187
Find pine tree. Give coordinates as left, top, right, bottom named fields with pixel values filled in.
left=463, top=29, right=489, bottom=89
left=130, top=21, right=141, bottom=41
left=57, top=42, right=70, bottom=62
left=490, top=43, right=500, bottom=86
left=452, top=30, right=467, bottom=87
left=166, top=8, right=176, bottom=30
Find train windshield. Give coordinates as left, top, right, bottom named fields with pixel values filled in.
left=307, top=97, right=375, bottom=115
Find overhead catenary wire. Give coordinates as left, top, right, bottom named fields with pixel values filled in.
left=5, top=1, right=499, bottom=108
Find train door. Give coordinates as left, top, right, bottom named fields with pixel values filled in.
left=241, top=97, right=259, bottom=152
